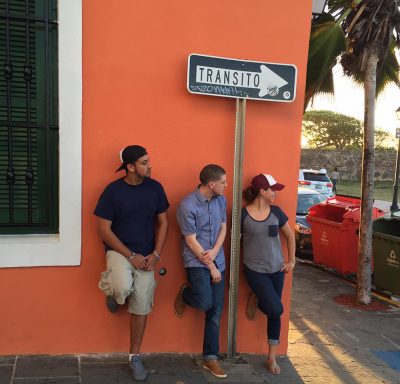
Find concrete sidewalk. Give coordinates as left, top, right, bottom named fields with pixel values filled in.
left=2, top=262, right=400, bottom=383
left=287, top=262, right=400, bottom=384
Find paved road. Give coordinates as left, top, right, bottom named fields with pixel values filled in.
left=374, top=199, right=391, bottom=213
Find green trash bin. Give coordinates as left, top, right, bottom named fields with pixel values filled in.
left=372, top=214, right=400, bottom=296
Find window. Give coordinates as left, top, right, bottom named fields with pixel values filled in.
left=296, top=193, right=326, bottom=214
left=0, top=0, right=58, bottom=234
left=303, top=172, right=330, bottom=182
left=0, top=0, right=81, bottom=268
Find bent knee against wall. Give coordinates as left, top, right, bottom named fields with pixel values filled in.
left=193, top=295, right=213, bottom=312
left=259, top=303, right=283, bottom=318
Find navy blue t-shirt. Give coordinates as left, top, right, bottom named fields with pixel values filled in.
left=94, top=177, right=169, bottom=255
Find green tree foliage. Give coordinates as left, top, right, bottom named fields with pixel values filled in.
left=303, top=110, right=362, bottom=148
left=303, top=110, right=394, bottom=149
left=375, top=130, right=396, bottom=150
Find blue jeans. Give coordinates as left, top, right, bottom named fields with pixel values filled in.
left=244, top=266, right=284, bottom=345
left=332, top=179, right=337, bottom=194
left=183, top=267, right=225, bottom=360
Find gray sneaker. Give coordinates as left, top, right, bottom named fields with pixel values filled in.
left=130, top=355, right=147, bottom=381
left=105, top=296, right=118, bottom=313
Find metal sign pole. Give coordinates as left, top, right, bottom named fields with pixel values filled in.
left=227, top=98, right=246, bottom=359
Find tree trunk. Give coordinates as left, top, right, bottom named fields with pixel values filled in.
left=357, top=44, right=379, bottom=305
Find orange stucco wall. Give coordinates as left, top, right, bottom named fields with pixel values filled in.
left=0, top=1, right=310, bottom=355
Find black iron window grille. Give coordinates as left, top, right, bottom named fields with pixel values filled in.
left=0, top=0, right=58, bottom=234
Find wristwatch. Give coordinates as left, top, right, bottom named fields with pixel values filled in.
left=127, top=252, right=136, bottom=261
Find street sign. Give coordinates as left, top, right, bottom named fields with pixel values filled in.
left=187, top=54, right=297, bottom=102
left=396, top=128, right=400, bottom=139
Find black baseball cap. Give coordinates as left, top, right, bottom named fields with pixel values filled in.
left=115, top=145, right=147, bottom=172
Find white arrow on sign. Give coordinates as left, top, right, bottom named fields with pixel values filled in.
left=196, top=64, right=288, bottom=97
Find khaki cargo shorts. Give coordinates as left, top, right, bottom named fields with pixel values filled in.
left=98, top=250, right=156, bottom=315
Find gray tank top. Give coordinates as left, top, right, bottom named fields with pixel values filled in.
left=241, top=205, right=288, bottom=273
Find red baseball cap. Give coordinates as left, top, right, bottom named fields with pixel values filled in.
left=251, top=174, right=285, bottom=192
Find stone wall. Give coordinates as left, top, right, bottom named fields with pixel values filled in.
left=300, top=149, right=397, bottom=181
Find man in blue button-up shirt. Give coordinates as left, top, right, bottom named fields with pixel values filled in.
left=175, top=164, right=228, bottom=379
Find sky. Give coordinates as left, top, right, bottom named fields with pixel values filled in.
left=307, top=64, right=400, bottom=137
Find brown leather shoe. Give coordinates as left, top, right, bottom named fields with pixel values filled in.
left=202, top=359, right=227, bottom=378
left=246, top=292, right=258, bottom=321
left=174, top=283, right=188, bottom=317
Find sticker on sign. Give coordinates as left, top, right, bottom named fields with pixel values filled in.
left=187, top=54, right=297, bottom=102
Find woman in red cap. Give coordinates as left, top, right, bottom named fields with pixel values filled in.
left=242, top=174, right=295, bottom=375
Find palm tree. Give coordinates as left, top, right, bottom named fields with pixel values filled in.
left=305, top=0, right=400, bottom=304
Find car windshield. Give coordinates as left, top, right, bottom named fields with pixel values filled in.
left=303, top=172, right=330, bottom=182
left=296, top=194, right=326, bottom=214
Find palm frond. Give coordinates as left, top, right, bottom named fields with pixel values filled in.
left=344, top=0, right=400, bottom=68
left=376, top=41, right=400, bottom=93
left=304, top=19, right=347, bottom=110
left=341, top=38, right=400, bottom=95
left=327, top=0, right=360, bottom=19
left=305, top=0, right=400, bottom=110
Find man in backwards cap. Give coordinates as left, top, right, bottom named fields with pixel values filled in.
left=94, top=145, right=169, bottom=382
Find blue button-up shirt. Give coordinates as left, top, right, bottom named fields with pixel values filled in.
left=177, top=188, right=227, bottom=271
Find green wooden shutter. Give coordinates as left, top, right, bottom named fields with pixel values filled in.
left=0, top=0, right=58, bottom=234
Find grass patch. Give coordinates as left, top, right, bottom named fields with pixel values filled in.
left=336, top=180, right=394, bottom=201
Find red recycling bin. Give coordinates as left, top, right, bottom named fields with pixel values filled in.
left=306, top=195, right=384, bottom=274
